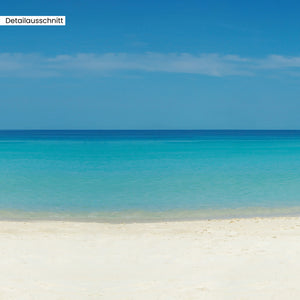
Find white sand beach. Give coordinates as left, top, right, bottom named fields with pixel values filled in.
left=1, top=217, right=300, bottom=299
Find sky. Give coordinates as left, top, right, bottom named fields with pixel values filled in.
left=1, top=0, right=300, bottom=129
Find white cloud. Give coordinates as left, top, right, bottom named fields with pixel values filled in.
left=257, top=55, right=300, bottom=69
left=1, top=52, right=300, bottom=77
left=0, top=53, right=58, bottom=77
left=47, top=53, right=251, bottom=76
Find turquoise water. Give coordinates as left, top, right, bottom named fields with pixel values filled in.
left=1, top=130, right=300, bottom=221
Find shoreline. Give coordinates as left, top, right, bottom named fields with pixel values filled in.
left=1, top=206, right=300, bottom=223
left=1, top=216, right=300, bottom=299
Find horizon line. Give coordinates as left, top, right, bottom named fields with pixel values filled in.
left=1, top=129, right=300, bottom=131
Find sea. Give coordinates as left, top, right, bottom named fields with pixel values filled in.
left=0, top=130, right=300, bottom=222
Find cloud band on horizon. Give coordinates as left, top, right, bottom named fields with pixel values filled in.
left=1, top=52, right=300, bottom=77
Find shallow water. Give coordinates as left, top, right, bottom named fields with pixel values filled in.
left=1, top=130, right=300, bottom=221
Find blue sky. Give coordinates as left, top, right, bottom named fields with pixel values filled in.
left=1, top=0, right=300, bottom=129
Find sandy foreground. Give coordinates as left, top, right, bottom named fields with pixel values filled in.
left=0, top=218, right=300, bottom=299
